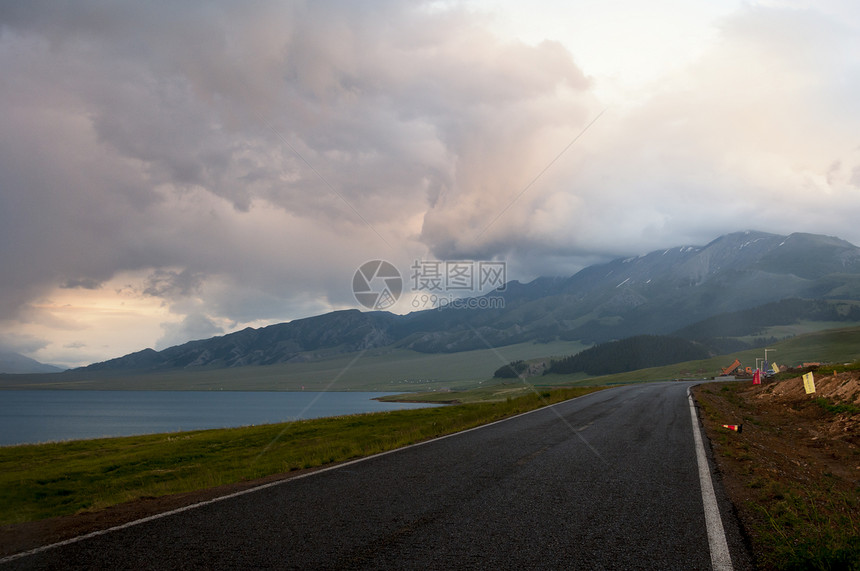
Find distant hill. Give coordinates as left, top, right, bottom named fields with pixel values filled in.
left=672, top=298, right=860, bottom=341
left=0, top=351, right=63, bottom=374
left=83, top=310, right=400, bottom=371
left=77, top=230, right=860, bottom=373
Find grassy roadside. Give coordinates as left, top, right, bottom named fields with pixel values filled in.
left=0, top=386, right=603, bottom=526
left=376, top=381, right=568, bottom=403
left=693, top=375, right=860, bottom=570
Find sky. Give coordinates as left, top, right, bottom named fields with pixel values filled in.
left=1, top=0, right=859, bottom=368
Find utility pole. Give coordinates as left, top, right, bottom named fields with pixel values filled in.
left=764, top=348, right=775, bottom=371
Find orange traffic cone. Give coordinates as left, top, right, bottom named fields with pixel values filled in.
left=722, top=424, right=742, bottom=432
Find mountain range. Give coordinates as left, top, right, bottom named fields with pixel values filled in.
left=79, top=230, right=860, bottom=372
left=0, top=351, right=64, bottom=374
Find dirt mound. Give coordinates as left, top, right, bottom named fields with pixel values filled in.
left=750, top=371, right=860, bottom=446
left=755, top=371, right=860, bottom=405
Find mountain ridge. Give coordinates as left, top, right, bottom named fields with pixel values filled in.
left=76, top=230, right=860, bottom=372
left=0, top=351, right=64, bottom=374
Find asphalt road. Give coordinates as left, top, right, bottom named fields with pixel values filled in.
left=3, top=382, right=753, bottom=570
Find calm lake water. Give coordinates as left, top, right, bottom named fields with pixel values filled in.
left=0, top=390, right=438, bottom=446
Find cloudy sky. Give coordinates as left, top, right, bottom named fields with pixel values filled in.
left=1, top=0, right=859, bottom=368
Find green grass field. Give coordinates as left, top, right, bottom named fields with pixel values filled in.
left=0, top=340, right=587, bottom=392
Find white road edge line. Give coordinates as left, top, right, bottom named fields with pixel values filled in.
left=688, top=387, right=733, bottom=571
left=1, top=392, right=594, bottom=564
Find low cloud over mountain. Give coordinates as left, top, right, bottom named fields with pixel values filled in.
left=79, top=231, right=860, bottom=372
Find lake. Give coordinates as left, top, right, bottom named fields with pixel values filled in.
left=0, top=390, right=439, bottom=446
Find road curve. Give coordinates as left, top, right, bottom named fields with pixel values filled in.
left=3, top=382, right=752, bottom=570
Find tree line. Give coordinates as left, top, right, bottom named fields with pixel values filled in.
left=547, top=335, right=710, bottom=376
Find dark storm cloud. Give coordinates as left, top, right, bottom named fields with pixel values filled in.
left=142, top=269, right=205, bottom=300
left=0, top=0, right=595, bottom=327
